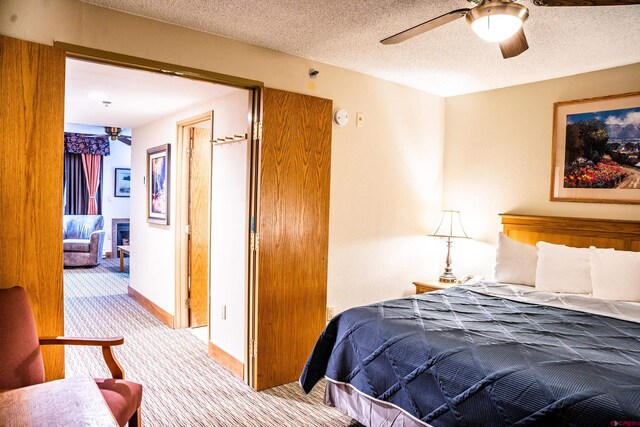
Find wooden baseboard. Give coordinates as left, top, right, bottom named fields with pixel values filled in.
left=208, top=341, right=244, bottom=380
left=127, top=286, right=174, bottom=328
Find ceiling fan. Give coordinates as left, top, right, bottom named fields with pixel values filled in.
left=381, top=0, right=640, bottom=59
left=104, top=127, right=132, bottom=146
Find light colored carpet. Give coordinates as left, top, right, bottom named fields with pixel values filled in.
left=64, top=258, right=356, bottom=426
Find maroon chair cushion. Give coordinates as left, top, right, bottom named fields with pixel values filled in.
left=95, top=378, right=142, bottom=427
left=0, top=287, right=45, bottom=389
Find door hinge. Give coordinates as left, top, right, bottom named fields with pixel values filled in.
left=250, top=233, right=260, bottom=251
left=188, top=130, right=194, bottom=157
left=186, top=297, right=191, bottom=309
left=253, top=121, right=262, bottom=141
left=249, top=339, right=257, bottom=359
left=185, top=224, right=191, bottom=235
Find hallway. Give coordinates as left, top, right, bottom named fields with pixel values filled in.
left=63, top=259, right=353, bottom=426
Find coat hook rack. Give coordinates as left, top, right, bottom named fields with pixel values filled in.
left=212, top=133, right=248, bottom=145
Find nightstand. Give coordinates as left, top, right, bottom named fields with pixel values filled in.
left=413, top=279, right=457, bottom=294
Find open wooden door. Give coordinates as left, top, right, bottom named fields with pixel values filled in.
left=253, top=88, right=332, bottom=390
left=188, top=126, right=212, bottom=327
left=0, top=36, right=66, bottom=380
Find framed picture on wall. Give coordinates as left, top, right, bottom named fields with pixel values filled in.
left=147, top=144, right=170, bottom=224
left=114, top=168, right=131, bottom=197
left=550, top=91, right=640, bottom=204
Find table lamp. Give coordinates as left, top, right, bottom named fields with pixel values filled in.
left=432, top=210, right=468, bottom=283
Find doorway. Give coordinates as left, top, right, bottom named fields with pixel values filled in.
left=61, top=50, right=259, bottom=386
left=180, top=115, right=213, bottom=331
left=56, top=42, right=332, bottom=393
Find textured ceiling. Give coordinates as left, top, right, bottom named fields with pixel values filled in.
left=80, top=0, right=640, bottom=97
left=65, top=58, right=237, bottom=128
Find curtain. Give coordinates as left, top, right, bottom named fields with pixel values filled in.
left=64, top=153, right=103, bottom=215
left=64, top=153, right=87, bottom=215
left=63, top=132, right=108, bottom=215
left=64, top=133, right=110, bottom=156
left=82, top=153, right=101, bottom=215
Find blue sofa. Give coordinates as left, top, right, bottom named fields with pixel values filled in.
left=63, top=215, right=105, bottom=267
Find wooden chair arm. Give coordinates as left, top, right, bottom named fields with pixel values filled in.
left=39, top=336, right=124, bottom=346
left=39, top=336, right=125, bottom=380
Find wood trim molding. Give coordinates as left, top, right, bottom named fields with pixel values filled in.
left=127, top=286, right=174, bottom=328
left=208, top=342, right=244, bottom=380
left=54, top=42, right=263, bottom=90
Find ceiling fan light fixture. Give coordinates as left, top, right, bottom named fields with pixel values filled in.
left=105, top=126, right=122, bottom=141
left=466, top=2, right=529, bottom=43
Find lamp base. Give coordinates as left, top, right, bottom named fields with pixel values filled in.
left=438, top=272, right=458, bottom=284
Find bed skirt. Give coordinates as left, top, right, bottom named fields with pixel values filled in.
left=324, top=378, right=430, bottom=427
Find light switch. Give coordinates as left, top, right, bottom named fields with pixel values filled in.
left=356, top=112, right=364, bottom=128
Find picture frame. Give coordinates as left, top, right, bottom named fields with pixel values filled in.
left=114, top=168, right=131, bottom=198
left=147, top=144, right=170, bottom=224
left=550, top=91, right=640, bottom=205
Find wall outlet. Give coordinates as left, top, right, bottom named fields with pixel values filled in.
left=221, top=305, right=227, bottom=320
left=326, top=306, right=335, bottom=322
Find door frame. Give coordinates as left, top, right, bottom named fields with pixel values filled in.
left=175, top=112, right=214, bottom=332
left=55, top=42, right=264, bottom=386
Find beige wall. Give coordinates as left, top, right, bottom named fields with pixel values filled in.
left=1, top=0, right=446, bottom=314
left=130, top=90, right=248, bottom=316
left=209, top=92, right=251, bottom=363
left=444, top=63, right=640, bottom=278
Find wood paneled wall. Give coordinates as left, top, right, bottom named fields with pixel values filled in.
left=0, top=36, right=66, bottom=380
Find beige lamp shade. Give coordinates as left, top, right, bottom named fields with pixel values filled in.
left=432, top=210, right=468, bottom=239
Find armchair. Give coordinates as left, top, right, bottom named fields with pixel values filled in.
left=63, top=215, right=105, bottom=267
left=0, top=286, right=142, bottom=426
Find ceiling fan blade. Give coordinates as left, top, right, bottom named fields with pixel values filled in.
left=117, top=136, right=132, bottom=146
left=533, top=0, right=640, bottom=6
left=499, top=28, right=529, bottom=59
left=380, top=8, right=470, bottom=45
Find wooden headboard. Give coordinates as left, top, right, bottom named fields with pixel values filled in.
left=500, top=214, right=640, bottom=252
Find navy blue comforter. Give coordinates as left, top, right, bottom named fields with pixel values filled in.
left=300, top=286, right=640, bottom=426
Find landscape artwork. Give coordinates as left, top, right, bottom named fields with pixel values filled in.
left=114, top=168, right=131, bottom=197
left=147, top=144, right=170, bottom=224
left=551, top=92, right=640, bottom=204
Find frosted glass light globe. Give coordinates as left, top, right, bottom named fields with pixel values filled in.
left=470, top=14, right=523, bottom=42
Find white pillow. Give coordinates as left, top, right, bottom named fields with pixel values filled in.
left=589, top=247, right=640, bottom=302
left=494, top=232, right=537, bottom=286
left=535, top=242, right=592, bottom=294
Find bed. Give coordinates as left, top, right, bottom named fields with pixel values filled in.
left=300, top=214, right=640, bottom=426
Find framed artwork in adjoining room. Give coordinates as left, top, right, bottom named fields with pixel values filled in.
left=550, top=91, right=640, bottom=205
left=114, top=168, right=131, bottom=197
left=147, top=144, right=170, bottom=225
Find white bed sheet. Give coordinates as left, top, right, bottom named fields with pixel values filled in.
left=464, top=282, right=640, bottom=323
